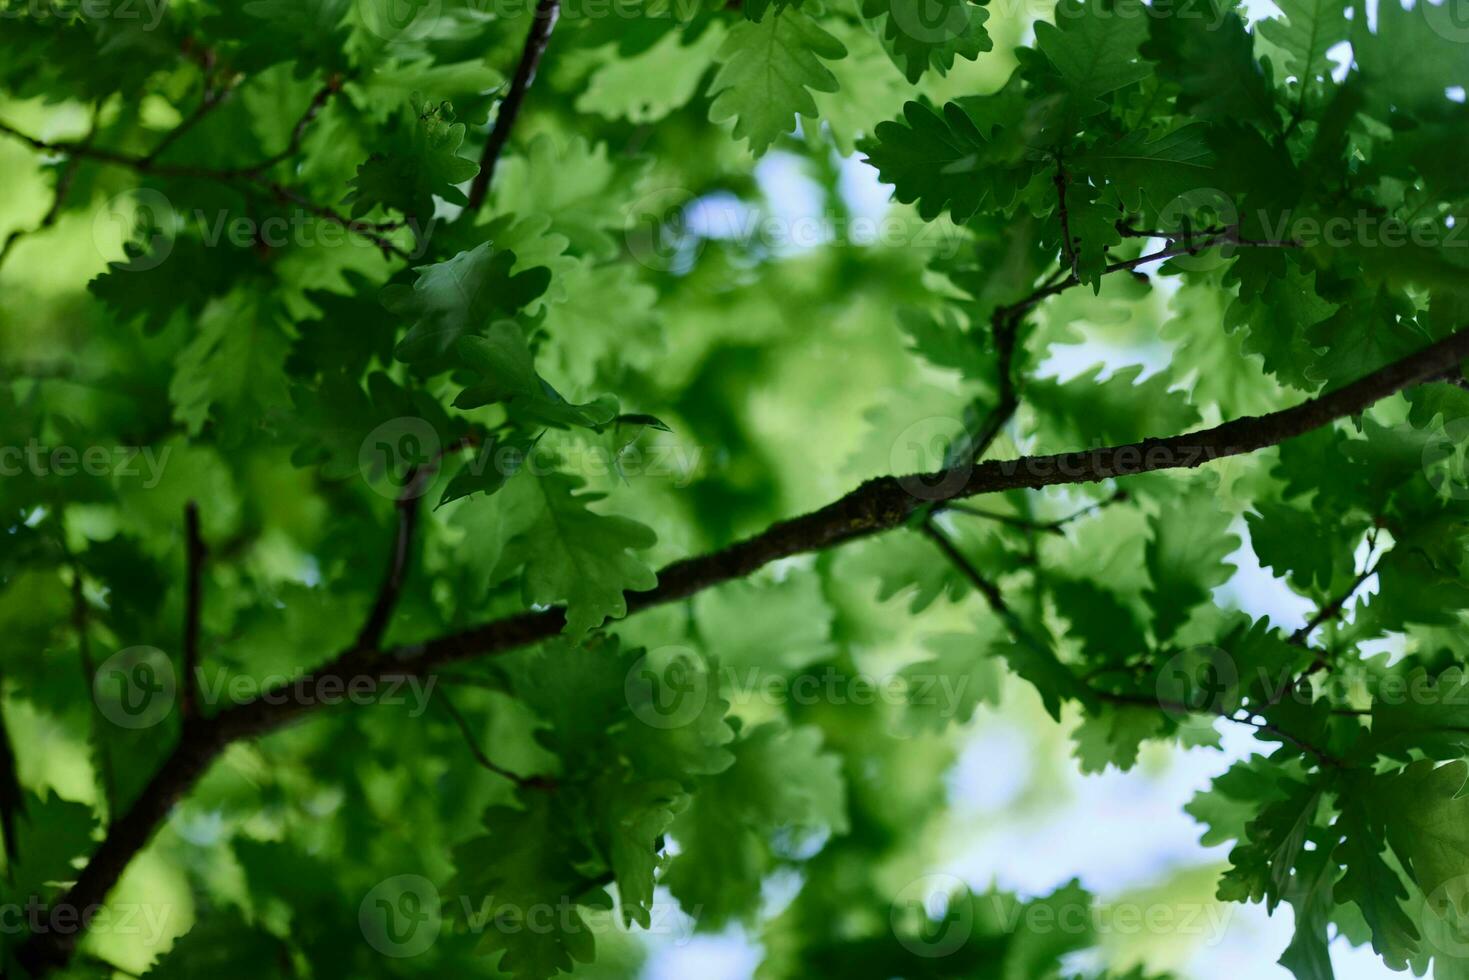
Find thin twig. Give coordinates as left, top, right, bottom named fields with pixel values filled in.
left=431, top=688, right=552, bottom=789
left=0, top=673, right=21, bottom=868
left=0, top=113, right=410, bottom=259
left=1289, top=530, right=1381, bottom=648
left=71, top=563, right=117, bottom=814
left=1090, top=690, right=1342, bottom=768
left=180, top=503, right=206, bottom=721
left=919, top=518, right=1078, bottom=703
left=1053, top=154, right=1077, bottom=279
left=0, top=108, right=98, bottom=275
left=143, top=72, right=241, bottom=165
left=234, top=74, right=344, bottom=176
left=993, top=230, right=1290, bottom=321
left=465, top=0, right=562, bottom=213
left=354, top=476, right=424, bottom=653
left=946, top=489, right=1128, bottom=535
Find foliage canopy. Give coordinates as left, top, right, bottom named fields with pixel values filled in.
left=1, top=0, right=1469, bottom=977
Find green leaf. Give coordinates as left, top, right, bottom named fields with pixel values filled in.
left=899, top=631, right=1003, bottom=732
left=1145, top=481, right=1239, bottom=640
left=1354, top=0, right=1467, bottom=119
left=0, top=792, right=96, bottom=906
left=1257, top=0, right=1349, bottom=92
left=707, top=7, right=846, bottom=153
left=1034, top=0, right=1151, bottom=116
left=170, top=291, right=291, bottom=446
left=1375, top=761, right=1469, bottom=907
left=599, top=777, right=684, bottom=928
left=491, top=134, right=636, bottom=259
left=453, top=320, right=620, bottom=430
left=1245, top=502, right=1343, bottom=591
left=693, top=572, right=834, bottom=672
left=1225, top=266, right=1339, bottom=390
left=859, top=0, right=991, bottom=83
left=1144, top=0, right=1276, bottom=126
left=437, top=430, right=539, bottom=508
left=863, top=100, right=1030, bottom=223
left=384, top=243, right=552, bottom=369
left=1337, top=794, right=1421, bottom=965
left=1365, top=667, right=1469, bottom=762
left=1070, top=122, right=1216, bottom=216
left=500, top=469, right=659, bottom=634
left=577, top=25, right=727, bottom=124
left=449, top=795, right=602, bottom=979
left=1028, top=363, right=1201, bottom=447
left=1071, top=703, right=1165, bottom=772
left=345, top=98, right=479, bottom=219
left=665, top=721, right=846, bottom=927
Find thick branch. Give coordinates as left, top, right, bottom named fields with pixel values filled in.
left=465, top=0, right=561, bottom=213
left=17, top=326, right=1469, bottom=975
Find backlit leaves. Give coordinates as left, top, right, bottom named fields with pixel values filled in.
left=8, top=2, right=1469, bottom=979
left=707, top=7, right=846, bottom=153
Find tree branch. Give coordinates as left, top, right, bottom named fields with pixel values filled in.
left=353, top=474, right=424, bottom=653
left=142, top=69, right=241, bottom=165
left=0, top=108, right=97, bottom=276
left=919, top=518, right=1069, bottom=676
left=70, top=559, right=117, bottom=815
left=180, top=502, right=205, bottom=721
left=1052, top=154, right=1077, bottom=279
left=0, top=89, right=410, bottom=261
left=431, top=687, right=554, bottom=790
left=465, top=0, right=561, bottom=213
left=0, top=674, right=21, bottom=870
left=1290, top=529, right=1380, bottom=648
left=16, top=326, right=1469, bottom=975
left=946, top=489, right=1129, bottom=535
